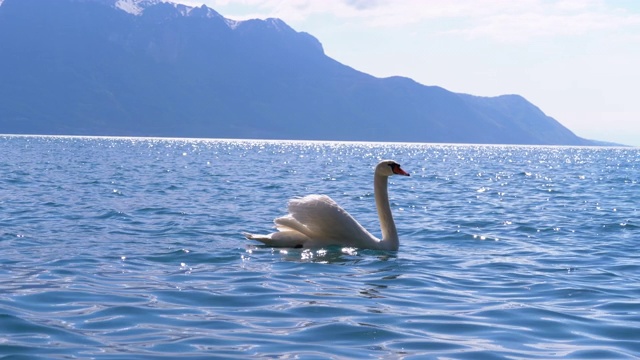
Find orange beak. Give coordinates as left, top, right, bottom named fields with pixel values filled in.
left=393, top=165, right=410, bottom=176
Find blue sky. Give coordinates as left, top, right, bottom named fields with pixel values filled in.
left=175, top=0, right=640, bottom=146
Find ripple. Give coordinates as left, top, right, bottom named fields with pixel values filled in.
left=0, top=137, right=639, bottom=358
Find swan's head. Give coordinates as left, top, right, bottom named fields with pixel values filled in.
left=376, top=160, right=410, bottom=177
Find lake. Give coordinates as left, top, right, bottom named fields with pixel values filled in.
left=1, top=135, right=638, bottom=359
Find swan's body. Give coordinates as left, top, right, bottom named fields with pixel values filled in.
left=244, top=160, right=409, bottom=250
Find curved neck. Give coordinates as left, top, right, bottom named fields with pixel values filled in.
left=374, top=173, right=399, bottom=249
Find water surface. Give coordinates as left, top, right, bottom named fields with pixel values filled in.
left=1, top=136, right=639, bottom=359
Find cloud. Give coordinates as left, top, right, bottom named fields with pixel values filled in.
left=189, top=0, right=640, bottom=42
left=442, top=1, right=640, bottom=42
left=343, top=0, right=384, bottom=11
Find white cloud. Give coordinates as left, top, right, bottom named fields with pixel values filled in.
left=445, top=2, right=640, bottom=42
left=182, top=0, right=640, bottom=42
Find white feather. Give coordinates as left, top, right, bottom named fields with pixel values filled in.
left=244, top=160, right=409, bottom=250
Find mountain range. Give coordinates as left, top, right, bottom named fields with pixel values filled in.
left=0, top=0, right=602, bottom=145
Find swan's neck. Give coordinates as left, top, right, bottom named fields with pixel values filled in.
left=374, top=173, right=398, bottom=249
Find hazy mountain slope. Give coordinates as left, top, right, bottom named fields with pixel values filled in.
left=0, top=0, right=596, bottom=145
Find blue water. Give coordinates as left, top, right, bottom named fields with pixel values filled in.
left=1, top=135, right=639, bottom=359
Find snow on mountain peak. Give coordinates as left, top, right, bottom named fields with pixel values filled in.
left=114, top=0, right=162, bottom=16
left=225, top=19, right=241, bottom=30
left=111, top=0, right=225, bottom=21
left=115, top=0, right=142, bottom=15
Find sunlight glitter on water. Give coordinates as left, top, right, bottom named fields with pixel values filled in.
left=0, top=136, right=638, bottom=359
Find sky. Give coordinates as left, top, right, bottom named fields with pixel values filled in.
left=173, top=0, right=640, bottom=146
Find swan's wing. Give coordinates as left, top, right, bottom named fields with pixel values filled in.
left=287, top=194, right=378, bottom=246
left=274, top=214, right=306, bottom=233
left=244, top=214, right=312, bottom=248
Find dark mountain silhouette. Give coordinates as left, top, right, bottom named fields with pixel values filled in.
left=0, top=0, right=599, bottom=145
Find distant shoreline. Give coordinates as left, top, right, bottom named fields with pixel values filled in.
left=1, top=133, right=632, bottom=148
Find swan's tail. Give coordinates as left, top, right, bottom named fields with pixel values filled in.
left=243, top=231, right=308, bottom=248
left=243, top=232, right=266, bottom=241
left=243, top=232, right=273, bottom=244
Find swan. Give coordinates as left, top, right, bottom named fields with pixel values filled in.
left=244, top=160, right=410, bottom=250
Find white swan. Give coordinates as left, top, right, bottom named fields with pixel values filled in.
left=244, top=160, right=410, bottom=250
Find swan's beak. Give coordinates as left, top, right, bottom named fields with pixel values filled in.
left=394, top=166, right=410, bottom=176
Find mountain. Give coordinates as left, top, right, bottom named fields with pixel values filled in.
left=0, top=0, right=598, bottom=145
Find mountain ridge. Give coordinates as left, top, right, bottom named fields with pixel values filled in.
left=0, top=0, right=603, bottom=145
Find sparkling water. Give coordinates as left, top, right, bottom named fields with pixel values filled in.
left=1, top=136, right=638, bottom=359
